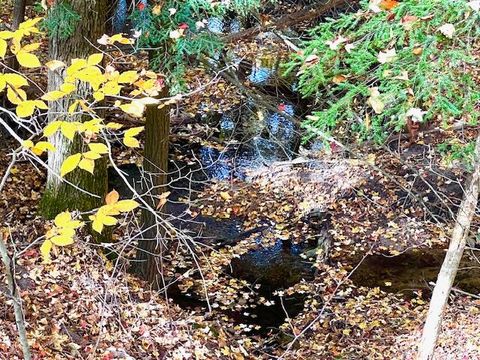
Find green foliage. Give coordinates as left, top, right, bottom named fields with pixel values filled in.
left=42, top=1, right=81, bottom=40
left=131, top=0, right=261, bottom=93
left=437, top=140, right=475, bottom=170
left=286, top=0, right=480, bottom=143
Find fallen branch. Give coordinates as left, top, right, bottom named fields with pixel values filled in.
left=225, top=0, right=351, bottom=43
left=417, top=133, right=480, bottom=359
left=0, top=235, right=31, bottom=360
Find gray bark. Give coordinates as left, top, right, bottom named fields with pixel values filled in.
left=417, top=134, right=480, bottom=359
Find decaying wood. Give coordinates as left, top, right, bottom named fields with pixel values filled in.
left=225, top=0, right=351, bottom=43
left=417, top=133, right=480, bottom=359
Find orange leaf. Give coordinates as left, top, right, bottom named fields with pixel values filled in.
left=380, top=0, right=399, bottom=10
left=105, top=189, right=119, bottom=205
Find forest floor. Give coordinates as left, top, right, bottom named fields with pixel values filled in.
left=2, top=1, right=480, bottom=360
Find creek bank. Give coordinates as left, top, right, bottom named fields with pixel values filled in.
left=350, top=248, right=480, bottom=298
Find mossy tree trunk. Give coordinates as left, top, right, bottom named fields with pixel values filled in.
left=40, top=0, right=108, bottom=230
left=136, top=88, right=170, bottom=288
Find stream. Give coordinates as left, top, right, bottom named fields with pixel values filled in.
left=105, top=12, right=480, bottom=334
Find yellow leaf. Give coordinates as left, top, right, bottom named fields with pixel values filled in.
left=82, top=119, right=103, bottom=134
left=16, top=101, right=36, bottom=118
left=105, top=190, right=120, bottom=205
left=60, top=153, right=82, bottom=177
left=118, top=70, right=139, bottom=84
left=99, top=214, right=118, bottom=226
left=102, top=80, right=122, bottom=96
left=106, top=122, right=123, bottom=130
left=4, top=73, right=28, bottom=88
left=44, top=121, right=62, bottom=137
left=113, top=199, right=139, bottom=212
left=54, top=211, right=72, bottom=227
left=61, top=122, right=77, bottom=141
left=42, top=90, right=66, bottom=101
left=78, top=157, right=95, bottom=174
left=32, top=141, right=55, bottom=155
left=75, top=66, right=102, bottom=84
left=7, top=87, right=27, bottom=105
left=40, top=239, right=53, bottom=263
left=123, top=136, right=140, bottom=148
left=0, top=39, right=6, bottom=59
left=66, top=58, right=87, bottom=77
left=108, top=34, right=133, bottom=45
left=22, top=42, right=41, bottom=52
left=124, top=126, right=144, bottom=138
left=82, top=150, right=102, bottom=160
left=18, top=17, right=42, bottom=32
left=22, top=140, right=34, bottom=149
left=102, top=204, right=120, bottom=216
left=34, top=100, right=48, bottom=109
left=0, top=31, right=13, bottom=40
left=68, top=100, right=80, bottom=114
left=88, top=142, right=108, bottom=154
left=93, top=91, right=105, bottom=102
left=60, top=82, right=76, bottom=94
left=87, top=53, right=104, bottom=66
left=49, top=234, right=74, bottom=246
left=90, top=215, right=104, bottom=233
left=0, top=76, right=6, bottom=92
left=120, top=101, right=145, bottom=118
left=16, top=51, right=41, bottom=68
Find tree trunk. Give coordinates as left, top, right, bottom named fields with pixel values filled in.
left=417, top=134, right=480, bottom=359
left=136, top=89, right=170, bottom=287
left=40, top=0, right=108, bottom=228
left=6, top=0, right=26, bottom=79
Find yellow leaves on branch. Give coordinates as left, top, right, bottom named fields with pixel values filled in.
left=0, top=17, right=42, bottom=59
left=23, top=139, right=55, bottom=155
left=123, top=126, right=144, bottom=148
left=16, top=99, right=48, bottom=117
left=60, top=153, right=82, bottom=177
left=40, top=211, right=83, bottom=263
left=89, top=190, right=139, bottom=233
left=60, top=143, right=109, bottom=177
left=10, top=39, right=41, bottom=68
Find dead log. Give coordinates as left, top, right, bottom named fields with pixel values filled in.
left=417, top=132, right=480, bottom=359
left=225, top=0, right=352, bottom=43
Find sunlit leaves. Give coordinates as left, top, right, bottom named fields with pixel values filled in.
left=119, top=101, right=145, bottom=118
left=118, top=70, right=139, bottom=84
left=59, top=142, right=108, bottom=176
left=60, top=153, right=82, bottom=177
left=78, top=157, right=95, bottom=174
left=10, top=39, right=41, bottom=68
left=89, top=190, right=139, bottom=233
left=2, top=73, right=29, bottom=89
left=88, top=142, right=108, bottom=155
left=41, top=211, right=83, bottom=263
left=123, top=126, right=144, bottom=148
left=6, top=87, right=27, bottom=104
left=42, top=81, right=77, bottom=102
left=22, top=140, right=56, bottom=155
left=15, top=17, right=42, bottom=40
left=16, top=99, right=47, bottom=117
